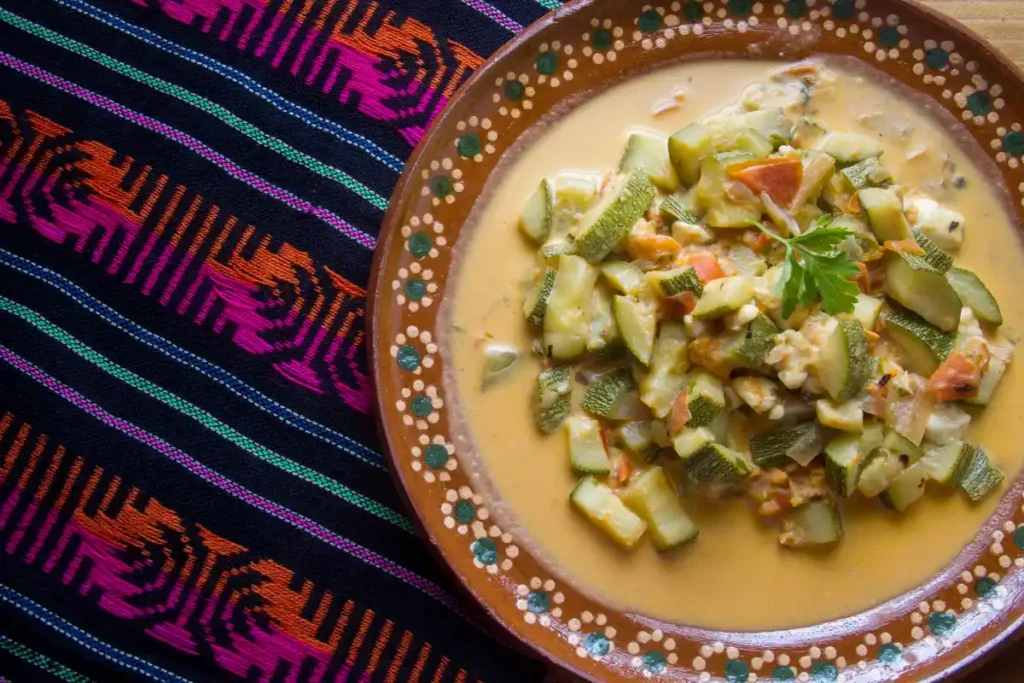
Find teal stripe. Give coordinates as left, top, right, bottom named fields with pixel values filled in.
left=0, top=8, right=389, bottom=212
left=534, top=0, right=561, bottom=10
left=0, top=296, right=414, bottom=534
left=0, top=634, right=94, bottom=683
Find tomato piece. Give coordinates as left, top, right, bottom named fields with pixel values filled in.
left=610, top=454, right=634, bottom=487
left=853, top=262, right=869, bottom=293
left=624, top=233, right=681, bottom=263
left=884, top=239, right=926, bottom=256
left=682, top=252, right=726, bottom=282
left=926, top=352, right=982, bottom=401
left=727, top=158, right=803, bottom=209
left=667, top=391, right=692, bottom=434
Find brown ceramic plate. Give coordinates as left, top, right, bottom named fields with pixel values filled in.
left=369, top=1, right=1024, bottom=680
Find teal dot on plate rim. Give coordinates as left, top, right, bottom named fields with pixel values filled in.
left=536, top=51, right=558, bottom=75
left=504, top=79, right=524, bottom=101
left=453, top=499, right=475, bottom=524
left=642, top=651, right=667, bottom=674
left=1004, top=131, right=1024, bottom=156
left=877, top=643, right=901, bottom=664
left=967, top=91, right=992, bottom=116
left=638, top=9, right=662, bottom=32
left=457, top=133, right=481, bottom=157
left=408, top=232, right=431, bottom=258
left=770, top=665, right=795, bottom=681
left=833, top=0, right=855, bottom=19
left=591, top=29, right=612, bottom=51
left=785, top=0, right=807, bottom=18
left=410, top=394, right=432, bottom=417
left=727, top=0, right=753, bottom=16
left=429, top=175, right=452, bottom=197
left=582, top=633, right=610, bottom=657
left=423, top=444, right=448, bottom=469
left=975, top=576, right=997, bottom=598
left=684, top=0, right=703, bottom=21
left=928, top=611, right=956, bottom=636
left=471, top=537, right=498, bottom=565
left=526, top=590, right=550, bottom=613
left=725, top=659, right=749, bottom=683
left=878, top=25, right=900, bottom=47
left=925, top=47, right=949, bottom=70
left=404, top=278, right=426, bottom=300
left=395, top=344, right=420, bottom=372
left=1013, top=524, right=1024, bottom=550
left=810, top=661, right=838, bottom=682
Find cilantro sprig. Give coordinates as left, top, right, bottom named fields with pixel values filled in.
left=750, top=218, right=861, bottom=319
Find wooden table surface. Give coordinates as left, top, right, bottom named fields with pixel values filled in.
left=921, top=4, right=1024, bottom=680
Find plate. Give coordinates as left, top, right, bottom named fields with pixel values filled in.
left=368, top=1, right=1024, bottom=680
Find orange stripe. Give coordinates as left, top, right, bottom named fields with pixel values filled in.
left=185, top=205, right=219, bottom=258
left=153, top=185, right=186, bottom=237
left=167, top=194, right=204, bottom=247
left=384, top=630, right=413, bottom=683
left=34, top=445, right=65, bottom=501
left=430, top=656, right=449, bottom=683
left=138, top=176, right=168, bottom=221
left=408, top=644, right=431, bottom=683
left=343, top=609, right=375, bottom=668
left=0, top=412, right=12, bottom=442
left=51, top=457, right=83, bottom=512
left=313, top=0, right=340, bottom=30
left=361, top=619, right=393, bottom=677
left=328, top=599, right=355, bottom=648
left=74, top=465, right=105, bottom=518
left=295, top=0, right=317, bottom=26
left=2, top=423, right=32, bottom=477
left=453, top=670, right=467, bottom=683
left=15, top=432, right=47, bottom=489
left=97, top=475, right=122, bottom=512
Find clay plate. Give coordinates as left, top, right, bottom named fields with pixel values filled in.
left=368, top=1, right=1024, bottom=680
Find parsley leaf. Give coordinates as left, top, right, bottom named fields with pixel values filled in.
left=751, top=219, right=861, bottom=318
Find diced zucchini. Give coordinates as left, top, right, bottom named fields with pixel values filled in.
left=691, top=276, right=755, bottom=320
left=780, top=501, right=843, bottom=547
left=535, top=366, right=572, bottom=434
left=967, top=357, right=1007, bottom=406
left=581, top=368, right=637, bottom=419
left=857, top=450, right=904, bottom=498
left=792, top=117, right=826, bottom=148
left=815, top=398, right=864, bottom=432
left=824, top=431, right=867, bottom=498
left=859, top=187, right=912, bottom=242
left=659, top=195, right=700, bottom=225
left=623, top=467, right=699, bottom=550
left=614, top=295, right=658, bottom=366
left=946, top=267, right=1002, bottom=326
left=844, top=293, right=883, bottom=331
left=879, top=305, right=954, bottom=376
left=912, top=229, right=952, bottom=274
left=697, top=152, right=761, bottom=228
left=722, top=313, right=779, bottom=370
left=922, top=441, right=974, bottom=487
left=540, top=239, right=577, bottom=265
left=672, top=426, right=716, bottom=460
left=790, top=150, right=836, bottom=209
left=959, top=446, right=1004, bottom=502
left=620, top=132, right=680, bottom=192
left=749, top=421, right=828, bottom=468
left=685, top=370, right=726, bottom=428
left=727, top=244, right=768, bottom=277
left=647, top=266, right=704, bottom=299
left=619, top=421, right=662, bottom=462
left=519, top=178, right=554, bottom=243
left=574, top=171, right=656, bottom=263
left=570, top=476, right=647, bottom=547
left=588, top=287, right=622, bottom=357
left=668, top=122, right=714, bottom=186
left=884, top=254, right=962, bottom=332
left=640, top=321, right=690, bottom=418
left=908, top=196, right=964, bottom=251
left=544, top=255, right=599, bottom=359
left=566, top=416, right=612, bottom=474
left=724, top=128, right=773, bottom=158
left=880, top=427, right=926, bottom=466
left=840, top=157, right=892, bottom=190
left=687, top=443, right=752, bottom=485
left=732, top=376, right=781, bottom=414
left=600, top=261, right=645, bottom=296
left=815, top=131, right=883, bottom=164
left=552, top=171, right=599, bottom=208
left=733, top=108, right=793, bottom=147
left=524, top=267, right=557, bottom=326
left=814, top=319, right=870, bottom=402
left=482, top=345, right=519, bottom=388
left=880, top=461, right=929, bottom=512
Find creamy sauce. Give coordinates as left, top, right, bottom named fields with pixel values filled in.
left=443, top=59, right=1024, bottom=630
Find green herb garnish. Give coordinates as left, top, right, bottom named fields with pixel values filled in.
left=751, top=218, right=861, bottom=319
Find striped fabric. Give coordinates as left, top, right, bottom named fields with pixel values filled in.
left=0, top=0, right=555, bottom=680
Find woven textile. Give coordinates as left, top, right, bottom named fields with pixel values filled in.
left=0, top=0, right=554, bottom=680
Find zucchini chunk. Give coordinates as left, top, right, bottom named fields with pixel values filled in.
left=647, top=266, right=704, bottom=299
left=815, top=131, right=883, bottom=164
left=482, top=345, right=519, bottom=388
left=614, top=294, right=659, bottom=365
left=732, top=376, right=781, bottom=414
left=880, top=461, right=929, bottom=512
left=824, top=431, right=868, bottom=498
left=884, top=254, right=962, bottom=332
left=697, top=153, right=761, bottom=227
left=575, top=171, right=657, bottom=262
left=780, top=501, right=843, bottom=547
left=968, top=357, right=1008, bottom=406
left=623, top=467, right=699, bottom=550
left=535, top=366, right=572, bottom=434
left=519, top=178, right=554, bottom=243
left=672, top=426, right=716, bottom=460
left=685, top=370, right=726, bottom=428
left=814, top=319, right=870, bottom=402
left=619, top=421, right=662, bottom=462
left=659, top=195, right=700, bottom=225
left=640, top=321, right=690, bottom=418
left=544, top=255, right=599, bottom=359
left=620, top=132, right=680, bottom=192
left=815, top=398, right=863, bottom=432
left=668, top=122, right=714, bottom=186
left=840, top=156, right=891, bottom=190
left=587, top=286, right=622, bottom=358
left=859, top=187, right=912, bottom=242
left=524, top=267, right=557, bottom=326
left=723, top=313, right=779, bottom=370
left=879, top=304, right=955, bottom=376
left=566, top=415, right=612, bottom=474
left=581, top=368, right=637, bottom=419
left=959, top=446, right=1004, bottom=502
left=687, top=443, right=752, bottom=486
left=750, top=421, right=830, bottom=468
left=922, top=441, right=974, bottom=487
left=946, top=267, right=1002, bottom=326
left=857, top=450, right=904, bottom=498
left=691, top=276, right=755, bottom=320
left=912, top=229, right=953, bottom=274
left=600, top=261, right=646, bottom=296
left=845, top=292, right=883, bottom=331
left=570, top=476, right=647, bottom=547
